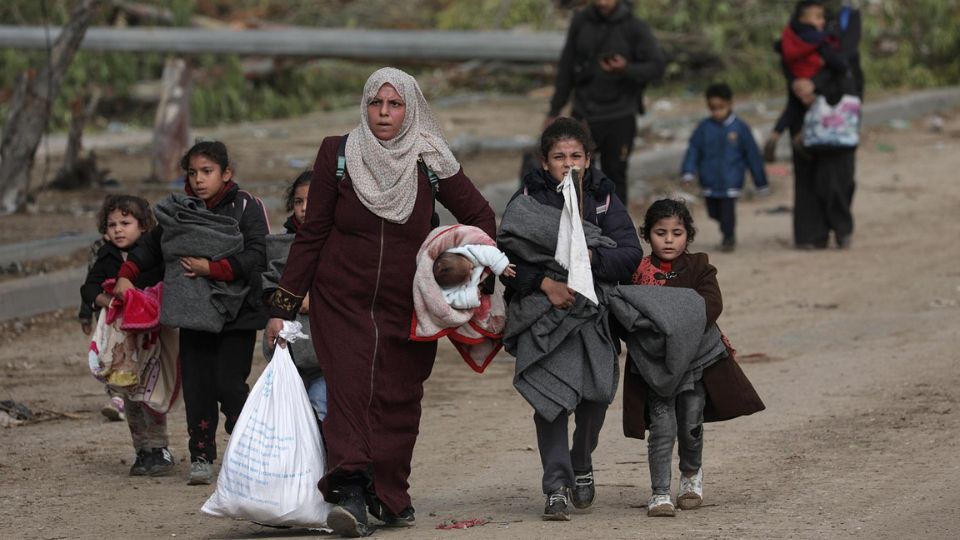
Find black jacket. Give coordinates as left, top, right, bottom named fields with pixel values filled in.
left=549, top=1, right=665, bottom=122
left=79, top=239, right=164, bottom=321
left=129, top=183, right=269, bottom=331
left=499, top=167, right=643, bottom=299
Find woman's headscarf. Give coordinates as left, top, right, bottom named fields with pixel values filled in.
left=345, top=67, right=460, bottom=224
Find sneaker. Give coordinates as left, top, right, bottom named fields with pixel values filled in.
left=571, top=470, right=595, bottom=509
left=327, top=483, right=371, bottom=537
left=188, top=457, right=213, bottom=485
left=101, top=398, right=124, bottom=422
left=678, top=469, right=704, bottom=510
left=149, top=447, right=176, bottom=477
left=129, top=450, right=151, bottom=476
left=381, top=506, right=415, bottom=528
left=647, top=494, right=676, bottom=517
left=542, top=487, right=571, bottom=521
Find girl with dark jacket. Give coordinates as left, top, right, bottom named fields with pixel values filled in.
left=80, top=194, right=174, bottom=476
left=626, top=199, right=764, bottom=517
left=114, top=141, right=269, bottom=485
left=500, top=117, right=643, bottom=521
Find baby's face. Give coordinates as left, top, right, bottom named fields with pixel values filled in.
left=799, top=5, right=825, bottom=30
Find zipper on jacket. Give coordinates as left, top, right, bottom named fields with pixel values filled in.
left=367, top=218, right=385, bottom=411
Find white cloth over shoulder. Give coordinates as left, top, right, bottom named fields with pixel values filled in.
left=554, top=169, right=598, bottom=304
left=441, top=244, right=511, bottom=309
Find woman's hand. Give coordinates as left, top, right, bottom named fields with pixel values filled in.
left=180, top=257, right=211, bottom=278
left=113, top=277, right=134, bottom=299
left=502, top=264, right=517, bottom=278
left=265, top=317, right=287, bottom=349
left=299, top=293, right=310, bottom=314
left=541, top=277, right=576, bottom=309
left=80, top=320, right=93, bottom=336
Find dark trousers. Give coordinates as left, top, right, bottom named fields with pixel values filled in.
left=534, top=400, right=608, bottom=494
left=180, top=328, right=256, bottom=462
left=587, top=115, right=637, bottom=204
left=705, top=197, right=737, bottom=241
left=792, top=146, right=856, bottom=246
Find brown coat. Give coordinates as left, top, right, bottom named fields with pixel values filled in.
left=272, top=136, right=497, bottom=512
left=622, top=252, right=765, bottom=439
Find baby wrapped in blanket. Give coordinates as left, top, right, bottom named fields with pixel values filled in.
left=434, top=245, right=515, bottom=309
left=411, top=224, right=513, bottom=373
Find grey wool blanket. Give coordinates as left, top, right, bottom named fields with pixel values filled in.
left=261, top=234, right=320, bottom=378
left=498, top=195, right=616, bottom=280
left=156, top=193, right=248, bottom=333
left=500, top=195, right=619, bottom=422
left=605, top=284, right=726, bottom=398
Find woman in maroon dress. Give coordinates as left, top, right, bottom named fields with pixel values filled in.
left=265, top=67, right=496, bottom=537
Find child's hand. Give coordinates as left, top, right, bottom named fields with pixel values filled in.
left=180, top=257, right=211, bottom=278
left=502, top=264, right=517, bottom=278
left=299, top=293, right=310, bottom=314
left=80, top=320, right=92, bottom=336
left=94, top=293, right=113, bottom=309
left=113, top=277, right=134, bottom=299
left=541, top=277, right=576, bottom=309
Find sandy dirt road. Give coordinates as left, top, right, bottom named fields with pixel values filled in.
left=2, top=112, right=960, bottom=540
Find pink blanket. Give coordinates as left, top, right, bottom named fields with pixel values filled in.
left=411, top=224, right=506, bottom=373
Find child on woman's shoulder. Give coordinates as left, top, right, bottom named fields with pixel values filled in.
left=114, top=140, right=269, bottom=486
left=79, top=194, right=175, bottom=475
left=625, top=199, right=765, bottom=517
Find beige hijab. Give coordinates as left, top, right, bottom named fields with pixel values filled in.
left=345, top=67, right=460, bottom=224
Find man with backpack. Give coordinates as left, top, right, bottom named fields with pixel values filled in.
left=546, top=0, right=665, bottom=206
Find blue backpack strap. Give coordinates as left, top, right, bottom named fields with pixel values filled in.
left=335, top=134, right=348, bottom=180
left=839, top=6, right=851, bottom=32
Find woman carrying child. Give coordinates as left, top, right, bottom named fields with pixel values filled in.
left=769, top=0, right=862, bottom=249
left=265, top=67, right=496, bottom=537
left=80, top=195, right=175, bottom=475
left=114, top=141, right=269, bottom=486
left=625, top=199, right=764, bottom=516
left=498, top=117, right=643, bottom=521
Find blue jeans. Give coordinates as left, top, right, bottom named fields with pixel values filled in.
left=304, top=375, right=327, bottom=421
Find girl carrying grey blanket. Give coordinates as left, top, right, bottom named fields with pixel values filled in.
left=499, top=118, right=643, bottom=522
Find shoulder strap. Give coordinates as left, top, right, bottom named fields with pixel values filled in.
left=335, top=134, right=348, bottom=181
left=418, top=156, right=441, bottom=228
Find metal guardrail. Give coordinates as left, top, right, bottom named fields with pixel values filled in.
left=0, top=26, right=565, bottom=61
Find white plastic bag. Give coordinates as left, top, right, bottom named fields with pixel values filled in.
left=201, top=341, right=331, bottom=527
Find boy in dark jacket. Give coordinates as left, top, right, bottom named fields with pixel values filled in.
left=547, top=0, right=665, bottom=204
left=681, top=83, right=768, bottom=252
left=114, top=141, right=269, bottom=485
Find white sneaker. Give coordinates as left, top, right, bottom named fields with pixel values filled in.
left=678, top=469, right=703, bottom=510
left=647, top=494, right=676, bottom=517
left=188, top=457, right=213, bottom=485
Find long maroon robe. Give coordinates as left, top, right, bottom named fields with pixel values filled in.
left=274, top=136, right=496, bottom=513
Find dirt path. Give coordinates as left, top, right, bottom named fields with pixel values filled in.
left=2, top=113, right=960, bottom=539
